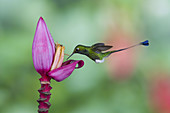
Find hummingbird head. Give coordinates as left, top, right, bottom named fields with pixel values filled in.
left=67, top=45, right=85, bottom=60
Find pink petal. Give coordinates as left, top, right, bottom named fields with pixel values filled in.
left=50, top=44, right=65, bottom=70
left=32, top=17, right=55, bottom=75
left=48, top=60, right=84, bottom=82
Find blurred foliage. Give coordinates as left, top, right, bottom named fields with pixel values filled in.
left=0, top=0, right=170, bottom=113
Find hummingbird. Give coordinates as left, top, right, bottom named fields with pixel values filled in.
left=67, top=40, right=149, bottom=63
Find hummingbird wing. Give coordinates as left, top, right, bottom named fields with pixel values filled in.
left=91, top=43, right=105, bottom=47
left=93, top=46, right=113, bottom=51
left=91, top=43, right=113, bottom=52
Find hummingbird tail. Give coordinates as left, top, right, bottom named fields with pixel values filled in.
left=140, top=40, right=149, bottom=46
left=110, top=40, right=149, bottom=54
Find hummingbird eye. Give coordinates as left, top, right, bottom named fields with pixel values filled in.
left=76, top=48, right=79, bottom=52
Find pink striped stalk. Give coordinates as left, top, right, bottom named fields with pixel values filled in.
left=32, top=17, right=84, bottom=113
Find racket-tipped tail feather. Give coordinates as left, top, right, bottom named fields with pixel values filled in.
left=140, top=40, right=149, bottom=46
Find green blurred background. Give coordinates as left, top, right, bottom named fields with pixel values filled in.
left=0, top=0, right=170, bottom=113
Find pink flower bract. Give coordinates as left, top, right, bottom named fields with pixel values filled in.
left=32, top=17, right=84, bottom=82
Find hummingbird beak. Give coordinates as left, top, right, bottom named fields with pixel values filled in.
left=67, top=52, right=74, bottom=60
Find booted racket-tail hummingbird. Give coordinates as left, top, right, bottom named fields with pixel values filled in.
left=67, top=40, right=149, bottom=63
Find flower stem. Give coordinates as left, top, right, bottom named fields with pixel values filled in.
left=38, top=75, right=52, bottom=113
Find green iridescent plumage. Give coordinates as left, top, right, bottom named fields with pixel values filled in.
left=67, top=40, right=149, bottom=63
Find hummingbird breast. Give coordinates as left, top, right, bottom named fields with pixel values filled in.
left=79, top=47, right=101, bottom=62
